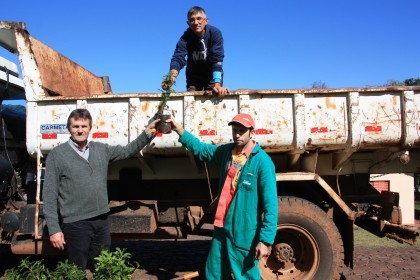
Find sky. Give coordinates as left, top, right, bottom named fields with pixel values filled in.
left=1, top=0, right=420, bottom=97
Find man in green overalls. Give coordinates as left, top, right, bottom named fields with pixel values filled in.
left=169, top=113, right=278, bottom=279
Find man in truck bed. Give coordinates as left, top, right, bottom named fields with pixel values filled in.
left=162, top=6, right=229, bottom=96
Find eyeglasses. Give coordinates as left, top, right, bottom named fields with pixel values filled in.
left=188, top=17, right=207, bottom=24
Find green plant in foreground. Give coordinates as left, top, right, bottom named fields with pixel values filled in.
left=93, top=247, right=137, bottom=280
left=5, top=257, right=50, bottom=280
left=49, top=260, right=86, bottom=280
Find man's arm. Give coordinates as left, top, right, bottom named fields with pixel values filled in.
left=254, top=158, right=278, bottom=259
left=209, top=28, right=229, bottom=96
left=43, top=150, right=66, bottom=250
left=108, top=119, right=160, bottom=162
left=43, top=151, right=61, bottom=235
left=168, top=118, right=221, bottom=164
left=170, top=34, right=188, bottom=72
left=257, top=155, right=278, bottom=249
left=162, top=33, right=188, bottom=90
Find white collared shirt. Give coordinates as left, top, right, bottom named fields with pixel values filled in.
left=68, top=138, right=90, bottom=161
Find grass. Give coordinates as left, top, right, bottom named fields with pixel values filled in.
left=354, top=200, right=420, bottom=250
left=353, top=199, right=420, bottom=248
left=354, top=226, right=419, bottom=248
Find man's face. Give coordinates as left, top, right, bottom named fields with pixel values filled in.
left=68, top=117, right=91, bottom=145
left=231, top=124, right=254, bottom=148
left=187, top=11, right=208, bottom=36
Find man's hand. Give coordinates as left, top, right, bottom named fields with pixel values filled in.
left=167, top=119, right=185, bottom=136
left=212, top=83, right=229, bottom=97
left=145, top=119, right=161, bottom=135
left=161, top=70, right=178, bottom=90
left=50, top=232, right=66, bottom=250
left=255, top=241, right=271, bottom=260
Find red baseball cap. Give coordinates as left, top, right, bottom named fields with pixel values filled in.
left=228, top=113, right=255, bottom=128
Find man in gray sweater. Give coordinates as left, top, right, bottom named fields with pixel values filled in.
left=43, top=108, right=159, bottom=271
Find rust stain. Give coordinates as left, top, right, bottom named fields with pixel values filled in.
left=392, top=95, right=398, bottom=107
left=141, top=101, right=151, bottom=112
left=326, top=97, right=337, bottom=109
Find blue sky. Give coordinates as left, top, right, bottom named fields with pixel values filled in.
left=1, top=0, right=419, bottom=95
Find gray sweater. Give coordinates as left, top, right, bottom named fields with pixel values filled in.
left=43, top=131, right=151, bottom=235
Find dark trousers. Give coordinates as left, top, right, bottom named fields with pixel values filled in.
left=187, top=77, right=222, bottom=91
left=62, top=214, right=111, bottom=270
left=187, top=81, right=215, bottom=91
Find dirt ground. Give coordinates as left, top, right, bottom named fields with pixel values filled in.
left=1, top=237, right=419, bottom=280
left=1, top=218, right=419, bottom=279
left=115, top=238, right=420, bottom=280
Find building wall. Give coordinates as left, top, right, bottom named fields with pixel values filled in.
left=370, top=173, right=414, bottom=225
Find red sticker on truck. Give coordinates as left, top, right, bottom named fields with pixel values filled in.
left=255, top=129, right=273, bottom=135
left=40, top=124, right=67, bottom=139
left=42, top=134, right=57, bottom=139
left=310, top=127, right=328, bottom=133
left=92, top=132, right=109, bottom=138
left=199, top=129, right=216, bottom=136
left=365, top=126, right=382, bottom=132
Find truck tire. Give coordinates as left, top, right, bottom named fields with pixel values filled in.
left=259, top=196, right=344, bottom=280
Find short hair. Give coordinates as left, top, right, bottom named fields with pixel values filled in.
left=67, top=109, right=92, bottom=129
left=187, top=6, right=206, bottom=18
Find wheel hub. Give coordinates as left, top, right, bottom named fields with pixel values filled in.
left=273, top=243, right=294, bottom=263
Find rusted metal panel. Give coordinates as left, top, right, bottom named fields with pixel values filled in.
left=29, top=36, right=107, bottom=97
left=358, top=92, right=403, bottom=148
left=108, top=200, right=157, bottom=233
left=11, top=237, right=64, bottom=255
left=0, top=21, right=108, bottom=99
left=304, top=94, right=348, bottom=149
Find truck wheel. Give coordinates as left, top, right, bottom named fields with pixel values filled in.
left=259, top=196, right=344, bottom=280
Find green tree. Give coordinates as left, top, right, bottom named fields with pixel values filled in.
left=404, top=77, right=420, bottom=86
left=383, top=77, right=420, bottom=86
left=384, top=79, right=404, bottom=86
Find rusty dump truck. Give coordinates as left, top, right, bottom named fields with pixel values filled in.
left=0, top=21, right=419, bottom=279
